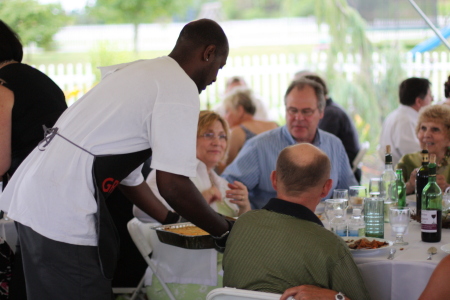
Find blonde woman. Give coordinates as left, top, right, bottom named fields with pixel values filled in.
left=133, top=110, right=250, bottom=300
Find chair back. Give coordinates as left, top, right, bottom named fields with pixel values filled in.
left=206, top=287, right=281, bottom=300
left=127, top=218, right=176, bottom=300
left=352, top=141, right=370, bottom=172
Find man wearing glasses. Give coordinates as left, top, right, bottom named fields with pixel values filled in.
left=222, top=78, right=358, bottom=209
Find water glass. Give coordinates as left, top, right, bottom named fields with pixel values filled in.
left=369, top=178, right=381, bottom=197
left=333, top=189, right=348, bottom=200
left=364, top=196, right=384, bottom=238
left=349, top=186, right=367, bottom=209
left=389, top=207, right=410, bottom=245
left=324, top=199, right=348, bottom=227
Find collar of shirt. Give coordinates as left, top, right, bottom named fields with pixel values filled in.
left=398, top=104, right=419, bottom=117
left=281, top=125, right=322, bottom=147
left=262, top=198, right=324, bottom=227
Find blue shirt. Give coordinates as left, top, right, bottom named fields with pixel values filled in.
left=222, top=126, right=358, bottom=209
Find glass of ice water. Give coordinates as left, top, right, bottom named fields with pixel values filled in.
left=389, top=207, right=410, bottom=245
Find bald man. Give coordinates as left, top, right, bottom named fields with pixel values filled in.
left=223, top=144, right=370, bottom=300
left=0, top=19, right=231, bottom=299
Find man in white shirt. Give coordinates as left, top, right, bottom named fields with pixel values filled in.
left=379, top=77, right=433, bottom=165
left=0, top=19, right=231, bottom=300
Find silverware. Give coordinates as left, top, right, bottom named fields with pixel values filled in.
left=427, top=247, right=437, bottom=260
left=387, top=248, right=396, bottom=260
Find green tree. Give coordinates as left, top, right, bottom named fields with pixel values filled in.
left=86, top=0, right=183, bottom=53
left=315, top=0, right=406, bottom=149
left=0, top=0, right=68, bottom=50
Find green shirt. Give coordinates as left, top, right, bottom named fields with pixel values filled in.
left=223, top=198, right=370, bottom=300
left=396, top=152, right=450, bottom=186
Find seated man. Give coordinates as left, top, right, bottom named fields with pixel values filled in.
left=223, top=144, right=370, bottom=300
left=222, top=78, right=358, bottom=209
left=379, top=77, right=432, bottom=165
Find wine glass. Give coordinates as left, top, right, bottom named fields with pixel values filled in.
left=324, top=199, right=348, bottom=228
left=369, top=178, right=382, bottom=197
left=333, top=189, right=348, bottom=200
left=389, top=207, right=410, bottom=245
left=349, top=186, right=367, bottom=210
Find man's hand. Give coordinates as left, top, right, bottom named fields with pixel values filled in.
left=280, top=285, right=350, bottom=300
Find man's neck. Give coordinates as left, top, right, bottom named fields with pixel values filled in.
left=276, top=193, right=319, bottom=213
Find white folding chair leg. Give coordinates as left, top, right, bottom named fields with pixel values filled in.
left=129, top=274, right=145, bottom=300
left=147, top=259, right=176, bottom=300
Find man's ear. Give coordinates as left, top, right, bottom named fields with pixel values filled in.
left=270, top=170, right=277, bottom=191
left=203, top=45, right=216, bottom=62
left=320, top=179, right=333, bottom=198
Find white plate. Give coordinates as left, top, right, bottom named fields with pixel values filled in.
left=441, top=243, right=450, bottom=254
left=342, top=237, right=393, bottom=254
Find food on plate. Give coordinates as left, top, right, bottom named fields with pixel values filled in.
left=164, top=226, right=209, bottom=236
left=345, top=238, right=389, bottom=250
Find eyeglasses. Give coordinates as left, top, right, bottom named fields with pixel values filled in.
left=286, top=107, right=317, bottom=117
left=199, top=132, right=228, bottom=141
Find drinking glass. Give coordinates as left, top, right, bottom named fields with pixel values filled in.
left=349, top=186, right=367, bottom=210
left=389, top=207, right=410, bottom=245
left=324, top=199, right=348, bottom=228
left=369, top=178, right=381, bottom=197
left=333, top=189, right=348, bottom=200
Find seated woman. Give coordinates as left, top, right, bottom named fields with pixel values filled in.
left=133, top=110, right=250, bottom=300
left=221, top=88, right=277, bottom=169
left=397, top=105, right=450, bottom=194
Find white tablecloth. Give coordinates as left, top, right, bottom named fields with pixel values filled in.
left=351, top=220, right=450, bottom=300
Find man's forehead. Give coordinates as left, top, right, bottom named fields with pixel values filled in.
left=286, top=87, right=318, bottom=108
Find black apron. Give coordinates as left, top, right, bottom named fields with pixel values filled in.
left=39, top=127, right=152, bottom=279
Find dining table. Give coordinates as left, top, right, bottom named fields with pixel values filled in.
left=319, top=196, right=450, bottom=300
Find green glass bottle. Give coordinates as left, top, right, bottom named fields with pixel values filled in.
left=396, top=169, right=406, bottom=209
left=421, top=154, right=442, bottom=243
left=416, top=149, right=429, bottom=222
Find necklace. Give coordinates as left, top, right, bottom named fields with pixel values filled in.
left=437, top=147, right=450, bottom=168
left=0, top=60, right=16, bottom=69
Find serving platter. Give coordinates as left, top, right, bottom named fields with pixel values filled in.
left=152, top=222, right=215, bottom=249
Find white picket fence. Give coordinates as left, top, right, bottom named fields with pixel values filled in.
left=37, top=51, right=450, bottom=110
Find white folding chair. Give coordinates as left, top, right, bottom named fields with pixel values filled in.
left=127, top=218, right=176, bottom=300
left=352, top=141, right=370, bottom=172
left=206, top=287, right=281, bottom=300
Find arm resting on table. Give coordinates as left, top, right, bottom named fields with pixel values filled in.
left=156, top=170, right=230, bottom=236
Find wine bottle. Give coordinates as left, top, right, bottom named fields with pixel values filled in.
left=396, top=169, right=406, bottom=208
left=416, top=149, right=429, bottom=222
left=381, top=145, right=398, bottom=222
left=421, top=154, right=442, bottom=243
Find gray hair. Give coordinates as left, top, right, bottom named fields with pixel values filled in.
left=284, top=78, right=326, bottom=112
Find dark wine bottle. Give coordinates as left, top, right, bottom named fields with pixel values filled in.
left=416, top=149, right=429, bottom=222
left=421, top=154, right=442, bottom=243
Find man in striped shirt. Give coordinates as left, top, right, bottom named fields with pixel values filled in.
left=222, top=78, right=358, bottom=209
left=223, top=143, right=370, bottom=300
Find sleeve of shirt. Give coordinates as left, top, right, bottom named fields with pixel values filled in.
left=335, top=140, right=359, bottom=189
left=222, top=141, right=261, bottom=191
left=394, top=119, right=420, bottom=161
left=120, top=163, right=144, bottom=186
left=150, top=101, right=199, bottom=178
left=330, top=251, right=371, bottom=300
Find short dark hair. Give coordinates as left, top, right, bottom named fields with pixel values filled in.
left=444, top=75, right=450, bottom=98
left=0, top=20, right=23, bottom=63
left=399, top=77, right=431, bottom=106
left=284, top=78, right=326, bottom=112
left=175, top=18, right=228, bottom=56
left=276, top=144, right=331, bottom=197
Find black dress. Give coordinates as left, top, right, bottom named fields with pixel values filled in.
left=0, top=63, right=67, bottom=300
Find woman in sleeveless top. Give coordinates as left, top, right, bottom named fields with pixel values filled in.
left=221, top=88, right=277, bottom=170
